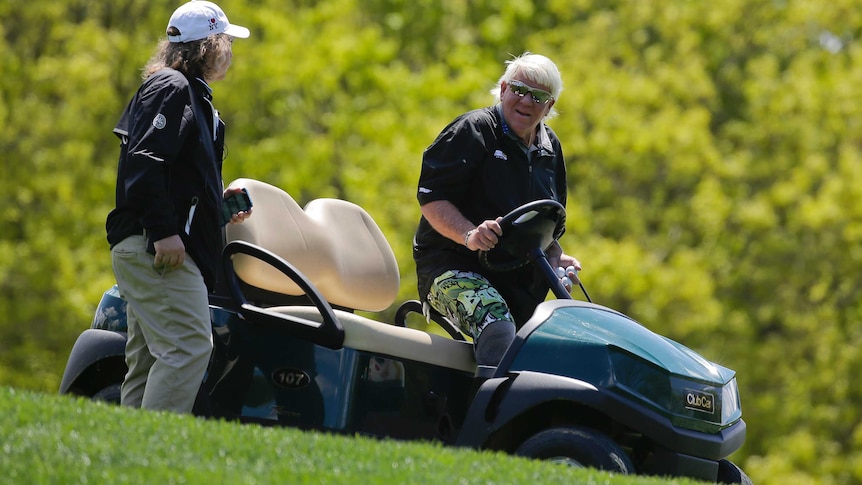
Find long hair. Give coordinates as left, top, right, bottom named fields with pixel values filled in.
left=142, top=33, right=232, bottom=82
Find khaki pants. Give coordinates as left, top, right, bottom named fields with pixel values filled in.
left=111, top=235, right=213, bottom=413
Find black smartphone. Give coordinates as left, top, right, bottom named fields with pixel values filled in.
left=221, top=188, right=253, bottom=226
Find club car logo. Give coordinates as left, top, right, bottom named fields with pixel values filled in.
left=684, top=389, right=715, bottom=414
left=271, top=368, right=311, bottom=389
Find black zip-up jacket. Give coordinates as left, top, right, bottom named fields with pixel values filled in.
left=413, top=105, right=568, bottom=324
left=106, top=68, right=225, bottom=289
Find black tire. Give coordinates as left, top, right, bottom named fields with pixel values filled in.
left=91, top=383, right=121, bottom=404
left=717, top=459, right=753, bottom=485
left=515, top=426, right=634, bottom=473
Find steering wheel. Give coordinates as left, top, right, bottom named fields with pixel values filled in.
left=478, top=200, right=567, bottom=273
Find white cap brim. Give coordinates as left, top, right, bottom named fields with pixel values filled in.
left=224, top=24, right=250, bottom=39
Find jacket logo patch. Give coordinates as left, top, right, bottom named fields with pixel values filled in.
left=494, top=149, right=508, bottom=161
left=152, top=113, right=167, bottom=130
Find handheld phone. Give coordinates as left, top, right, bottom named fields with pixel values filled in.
left=221, top=188, right=253, bottom=226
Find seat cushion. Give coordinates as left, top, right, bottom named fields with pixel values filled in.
left=225, top=178, right=400, bottom=312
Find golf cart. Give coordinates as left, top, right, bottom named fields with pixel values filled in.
left=59, top=178, right=750, bottom=483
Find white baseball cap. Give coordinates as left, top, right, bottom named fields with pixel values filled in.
left=167, top=1, right=250, bottom=43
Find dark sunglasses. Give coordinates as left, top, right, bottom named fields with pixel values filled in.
left=507, top=80, right=554, bottom=104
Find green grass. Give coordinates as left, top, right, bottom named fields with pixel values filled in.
left=0, top=387, right=709, bottom=484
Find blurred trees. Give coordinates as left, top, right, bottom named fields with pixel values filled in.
left=2, top=0, right=862, bottom=483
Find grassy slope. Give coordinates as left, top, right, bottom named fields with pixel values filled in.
left=0, top=387, right=708, bottom=485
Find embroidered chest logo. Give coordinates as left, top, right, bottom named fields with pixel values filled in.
left=493, top=149, right=508, bottom=161
left=152, top=113, right=167, bottom=130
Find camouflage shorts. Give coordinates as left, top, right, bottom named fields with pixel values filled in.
left=426, top=270, right=513, bottom=339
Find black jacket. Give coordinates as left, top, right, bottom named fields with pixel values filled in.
left=106, top=68, right=225, bottom=289
left=413, top=105, right=568, bottom=324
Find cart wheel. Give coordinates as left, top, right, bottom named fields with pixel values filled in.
left=717, top=459, right=753, bottom=485
left=91, top=383, right=121, bottom=404
left=515, top=426, right=633, bottom=473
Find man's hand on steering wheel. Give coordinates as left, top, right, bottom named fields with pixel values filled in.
left=465, top=217, right=503, bottom=252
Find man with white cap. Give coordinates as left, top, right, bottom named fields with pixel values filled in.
left=106, top=1, right=251, bottom=413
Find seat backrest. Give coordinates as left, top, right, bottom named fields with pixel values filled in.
left=224, top=178, right=400, bottom=312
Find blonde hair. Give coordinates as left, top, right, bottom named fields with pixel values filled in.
left=491, top=52, right=563, bottom=119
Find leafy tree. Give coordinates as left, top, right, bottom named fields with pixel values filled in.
left=3, top=1, right=862, bottom=483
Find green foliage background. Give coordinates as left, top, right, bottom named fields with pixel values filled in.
left=2, top=1, right=861, bottom=483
